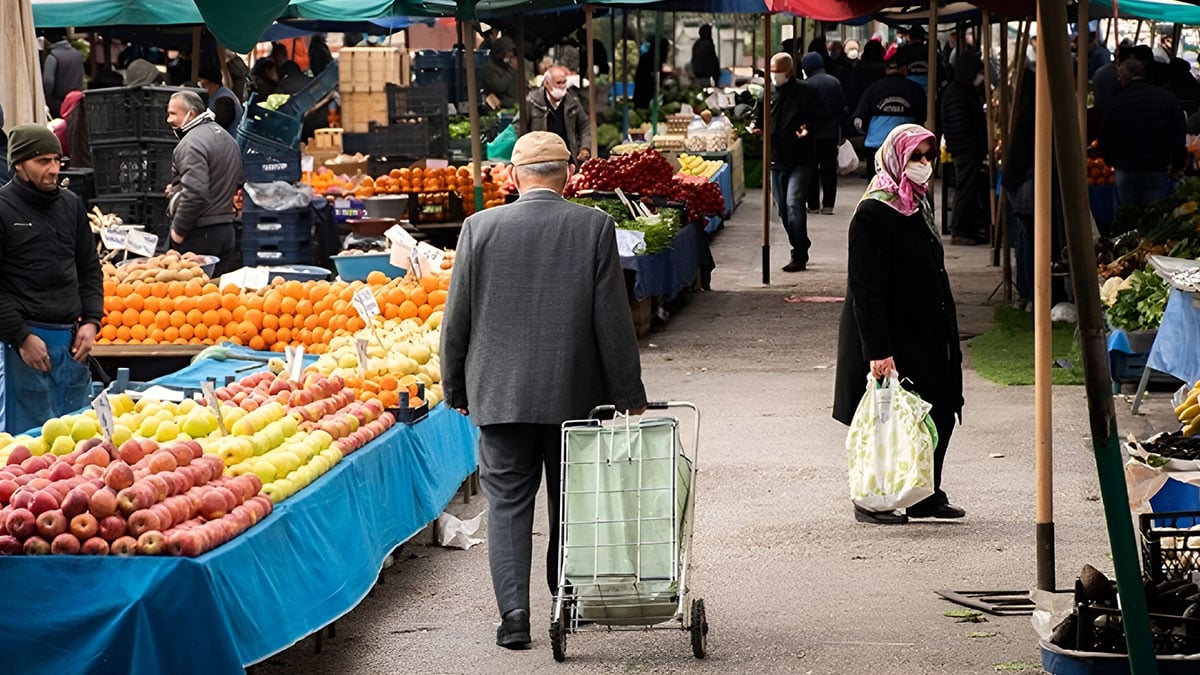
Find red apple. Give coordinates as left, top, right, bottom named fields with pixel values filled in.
left=50, top=532, right=80, bottom=554
left=150, top=503, right=174, bottom=530
left=61, top=487, right=90, bottom=519
left=74, top=446, right=110, bottom=469
left=126, top=510, right=160, bottom=537
left=69, top=512, right=98, bottom=540
left=80, top=464, right=105, bottom=480
left=117, top=439, right=145, bottom=465
left=137, top=438, right=159, bottom=455
left=97, top=515, right=126, bottom=542
left=185, top=441, right=203, bottom=460
left=89, top=487, right=119, bottom=519
left=216, top=486, right=240, bottom=511
left=110, top=535, right=138, bottom=556
left=144, top=474, right=169, bottom=501
left=47, top=461, right=76, bottom=482
left=29, top=490, right=59, bottom=516
left=23, top=535, right=50, bottom=555
left=136, top=530, right=164, bottom=555
left=166, top=444, right=192, bottom=468
left=103, top=461, right=135, bottom=491
left=20, top=455, right=49, bottom=473
left=79, top=480, right=103, bottom=496
left=10, top=487, right=35, bottom=510
left=35, top=509, right=68, bottom=538
left=198, top=490, right=227, bottom=520
left=0, top=479, right=18, bottom=504
left=189, top=460, right=213, bottom=485
left=0, top=534, right=21, bottom=555
left=116, top=484, right=152, bottom=515
left=80, top=537, right=109, bottom=555
left=147, top=451, right=177, bottom=474
left=163, top=497, right=190, bottom=525
left=6, top=446, right=31, bottom=466
left=27, top=476, right=50, bottom=490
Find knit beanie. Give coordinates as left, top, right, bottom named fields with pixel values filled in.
left=7, top=124, right=62, bottom=166
left=801, top=52, right=825, bottom=75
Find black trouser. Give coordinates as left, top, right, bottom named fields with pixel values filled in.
left=950, top=152, right=989, bottom=241
left=806, top=138, right=840, bottom=210
left=477, top=423, right=562, bottom=617
left=912, top=404, right=956, bottom=509
left=173, top=223, right=239, bottom=276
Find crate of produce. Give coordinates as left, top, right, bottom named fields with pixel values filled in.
left=238, top=129, right=302, bottom=183
left=277, top=60, right=339, bottom=118
left=83, top=85, right=193, bottom=144
left=340, top=90, right=389, bottom=133
left=339, top=47, right=410, bottom=93
left=92, top=142, right=176, bottom=195
left=330, top=252, right=407, bottom=281
left=385, top=83, right=447, bottom=120
left=343, top=120, right=431, bottom=160
left=1140, top=510, right=1200, bottom=583
left=409, top=191, right=463, bottom=224
left=239, top=95, right=303, bottom=148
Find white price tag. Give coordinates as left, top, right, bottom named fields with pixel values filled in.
left=409, top=247, right=424, bottom=280
left=416, top=242, right=446, bottom=267
left=352, top=288, right=381, bottom=320
left=615, top=228, right=647, bottom=256
left=285, top=345, right=305, bottom=383
left=301, top=155, right=315, bottom=173
left=384, top=223, right=419, bottom=249
left=390, top=244, right=411, bottom=270
left=218, top=266, right=270, bottom=291
left=99, top=227, right=127, bottom=251
left=425, top=159, right=449, bottom=170
left=355, top=338, right=370, bottom=374
left=91, top=390, right=115, bottom=443
left=201, top=381, right=228, bottom=436
left=126, top=229, right=159, bottom=257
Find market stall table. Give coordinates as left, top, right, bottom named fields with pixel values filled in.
left=91, top=343, right=209, bottom=383
left=0, top=356, right=478, bottom=674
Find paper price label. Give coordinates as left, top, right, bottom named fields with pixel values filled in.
left=99, top=227, right=128, bottom=251
left=352, top=288, right=380, bottom=320
left=355, top=338, right=370, bottom=374
left=615, top=228, right=646, bottom=257
left=201, top=380, right=228, bottom=436
left=284, top=345, right=306, bottom=383
left=126, top=229, right=159, bottom=257
left=409, top=248, right=424, bottom=281
left=301, top=155, right=314, bottom=173
left=91, top=390, right=115, bottom=443
left=384, top=224, right=419, bottom=250
left=416, top=242, right=446, bottom=267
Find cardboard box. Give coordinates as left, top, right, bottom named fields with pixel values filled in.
left=338, top=47, right=410, bottom=93
left=340, top=91, right=389, bottom=133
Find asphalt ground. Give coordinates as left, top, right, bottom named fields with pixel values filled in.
left=253, top=178, right=1173, bottom=674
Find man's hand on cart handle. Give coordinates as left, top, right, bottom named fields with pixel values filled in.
left=20, top=334, right=51, bottom=373
left=72, top=323, right=98, bottom=363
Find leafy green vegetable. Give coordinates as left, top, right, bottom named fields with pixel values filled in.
left=448, top=119, right=473, bottom=138
left=1107, top=269, right=1169, bottom=331
left=569, top=197, right=634, bottom=226
left=596, top=123, right=621, bottom=150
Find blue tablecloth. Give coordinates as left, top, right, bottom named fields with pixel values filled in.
left=619, top=222, right=707, bottom=302
left=0, top=357, right=479, bottom=674
left=710, top=163, right=733, bottom=219
left=1148, top=288, right=1200, bottom=384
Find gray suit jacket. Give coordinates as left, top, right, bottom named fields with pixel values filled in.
left=440, top=189, right=647, bottom=426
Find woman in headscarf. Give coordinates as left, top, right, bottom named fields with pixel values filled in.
left=833, top=124, right=965, bottom=525
left=49, top=90, right=84, bottom=159
left=124, top=58, right=164, bottom=87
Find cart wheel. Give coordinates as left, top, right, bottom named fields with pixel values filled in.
left=550, top=619, right=567, bottom=662
left=690, top=598, right=708, bottom=659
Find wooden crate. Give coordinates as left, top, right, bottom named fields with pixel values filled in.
left=728, top=137, right=746, bottom=206
left=338, top=47, right=410, bottom=93
left=340, top=91, right=389, bottom=133
left=312, top=128, right=343, bottom=151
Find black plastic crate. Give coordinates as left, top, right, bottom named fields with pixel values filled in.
left=277, top=61, right=339, bottom=118
left=386, top=83, right=448, bottom=120
left=1074, top=603, right=1200, bottom=655
left=239, top=94, right=302, bottom=148
left=1140, top=510, right=1200, bottom=583
left=243, top=245, right=314, bottom=266
left=242, top=210, right=313, bottom=248
left=59, top=168, right=95, bottom=201
left=92, top=142, right=176, bottom=195
left=88, top=193, right=170, bottom=252
left=83, top=86, right=193, bottom=143
left=408, top=191, right=463, bottom=224
left=238, top=129, right=302, bottom=183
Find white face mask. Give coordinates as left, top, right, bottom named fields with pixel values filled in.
left=771, top=72, right=790, bottom=86
left=1026, top=45, right=1037, bottom=66
left=846, top=49, right=860, bottom=61
left=548, top=86, right=567, bottom=102
left=904, top=160, right=933, bottom=185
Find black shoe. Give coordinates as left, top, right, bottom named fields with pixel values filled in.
left=782, top=261, right=807, bottom=272
left=854, top=506, right=908, bottom=525
left=950, top=235, right=985, bottom=246
left=820, top=207, right=834, bottom=215
left=497, top=609, right=531, bottom=650
left=806, top=206, right=819, bottom=214
left=906, top=502, right=967, bottom=519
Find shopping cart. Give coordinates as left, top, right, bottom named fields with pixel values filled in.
left=549, top=401, right=707, bottom=662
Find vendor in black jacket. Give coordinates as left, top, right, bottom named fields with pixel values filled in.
left=0, top=125, right=103, bottom=434
left=1100, top=57, right=1187, bottom=208
left=940, top=47, right=990, bottom=245
left=752, top=53, right=830, bottom=272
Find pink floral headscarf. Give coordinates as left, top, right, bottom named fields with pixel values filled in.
left=862, top=123, right=935, bottom=217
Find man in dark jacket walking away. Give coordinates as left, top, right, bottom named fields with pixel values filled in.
left=691, top=24, right=719, bottom=88
left=165, top=92, right=243, bottom=275
left=41, top=31, right=84, bottom=119
left=480, top=36, right=520, bottom=109
left=752, top=53, right=830, bottom=272
left=940, top=48, right=990, bottom=245
left=801, top=52, right=846, bottom=215
left=1100, top=57, right=1186, bottom=208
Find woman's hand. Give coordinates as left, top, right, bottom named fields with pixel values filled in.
left=869, top=357, right=897, bottom=380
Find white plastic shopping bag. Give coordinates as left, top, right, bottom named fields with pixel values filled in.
left=845, top=374, right=937, bottom=511
left=836, top=139, right=860, bottom=175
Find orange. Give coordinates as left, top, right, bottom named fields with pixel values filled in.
left=194, top=324, right=208, bottom=340
left=408, top=288, right=428, bottom=307
left=248, top=336, right=266, bottom=351
left=330, top=314, right=348, bottom=332
left=148, top=327, right=165, bottom=343
left=149, top=283, right=169, bottom=299
left=379, top=375, right=398, bottom=391
left=158, top=298, right=174, bottom=313
left=104, top=296, right=124, bottom=313
left=418, top=304, right=433, bottom=321
left=366, top=270, right=389, bottom=285
left=226, top=336, right=243, bottom=346
left=303, top=314, right=320, bottom=330
left=170, top=311, right=186, bottom=328
left=115, top=283, right=133, bottom=298
left=107, top=310, right=124, bottom=327
left=139, top=309, right=156, bottom=326
left=154, top=311, right=171, bottom=330
left=271, top=342, right=287, bottom=352
left=198, top=294, right=220, bottom=312
left=347, top=316, right=365, bottom=332
left=202, top=309, right=221, bottom=326
left=143, top=295, right=160, bottom=313
left=282, top=280, right=304, bottom=299
left=186, top=309, right=204, bottom=326
left=263, top=293, right=282, bottom=316
left=232, top=306, right=247, bottom=323
left=125, top=293, right=145, bottom=311
left=386, top=286, right=407, bottom=307
left=167, top=281, right=186, bottom=298
left=275, top=327, right=292, bottom=344
left=295, top=299, right=313, bottom=316
left=384, top=304, right=400, bottom=320
left=260, top=327, right=277, bottom=345
left=175, top=296, right=195, bottom=313
left=278, top=314, right=294, bottom=329
left=378, top=390, right=399, bottom=409
left=428, top=289, right=447, bottom=306
left=221, top=293, right=240, bottom=311
left=116, top=326, right=132, bottom=342
left=397, top=300, right=419, bottom=320
left=217, top=308, right=233, bottom=325
left=185, top=279, right=204, bottom=297
left=245, top=294, right=264, bottom=312
left=179, top=324, right=194, bottom=340
left=103, top=280, right=117, bottom=297
left=237, top=321, right=257, bottom=342
left=202, top=282, right=219, bottom=295
left=308, top=284, right=329, bottom=302
left=244, top=309, right=263, bottom=329
left=421, top=274, right=440, bottom=294
left=297, top=328, right=313, bottom=345
left=130, top=325, right=147, bottom=341
left=262, top=313, right=279, bottom=330
left=206, top=324, right=224, bottom=340
left=280, top=296, right=298, bottom=315
left=438, top=275, right=450, bottom=290
left=100, top=325, right=117, bottom=341
left=163, top=326, right=179, bottom=342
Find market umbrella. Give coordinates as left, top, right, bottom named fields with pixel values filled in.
left=30, top=0, right=204, bottom=27
left=0, top=0, right=47, bottom=126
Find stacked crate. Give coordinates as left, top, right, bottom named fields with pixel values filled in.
left=339, top=47, right=410, bottom=133
left=84, top=85, right=190, bottom=251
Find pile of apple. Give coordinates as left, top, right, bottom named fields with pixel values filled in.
left=0, top=436, right=272, bottom=556
left=312, top=315, right=445, bottom=409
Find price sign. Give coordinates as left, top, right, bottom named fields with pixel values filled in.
left=355, top=338, right=370, bottom=374
left=416, top=242, right=446, bottom=268
left=201, top=380, right=228, bottom=436
left=614, top=228, right=646, bottom=257
left=425, top=158, right=449, bottom=170
left=284, top=345, right=306, bottom=383
left=384, top=223, right=419, bottom=249
left=91, top=390, right=115, bottom=443
left=99, top=226, right=128, bottom=251
left=352, top=288, right=380, bottom=321
left=301, top=155, right=315, bottom=173
left=408, top=247, right=424, bottom=281
left=126, top=230, right=159, bottom=257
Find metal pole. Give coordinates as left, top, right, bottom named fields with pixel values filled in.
left=516, top=17, right=528, bottom=135
left=1033, top=1, right=1055, bottom=594
left=998, top=19, right=1013, bottom=300
left=761, top=13, right=772, bottom=286
left=1077, top=0, right=1089, bottom=154
left=1038, top=0, right=1158, bottom=669
left=586, top=6, right=598, bottom=159
left=461, top=20, right=484, bottom=212
left=652, top=12, right=662, bottom=137
left=623, top=10, right=630, bottom=138
left=610, top=9, right=617, bottom=108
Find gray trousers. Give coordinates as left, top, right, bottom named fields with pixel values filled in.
left=478, top=423, right=563, bottom=617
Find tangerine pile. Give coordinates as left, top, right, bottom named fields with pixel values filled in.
left=98, top=271, right=451, bottom=351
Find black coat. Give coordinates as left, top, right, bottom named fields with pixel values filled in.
left=1100, top=79, right=1186, bottom=172
left=939, top=48, right=987, bottom=158
left=833, top=199, right=963, bottom=425
left=752, top=78, right=829, bottom=168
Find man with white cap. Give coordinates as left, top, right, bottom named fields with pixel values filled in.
left=441, top=131, right=647, bottom=650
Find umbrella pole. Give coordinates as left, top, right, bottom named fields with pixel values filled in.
left=1077, top=0, right=1088, bottom=153
left=983, top=12, right=999, bottom=259
left=652, top=12, right=662, bottom=137
left=1033, top=0, right=1055, bottom=594
left=761, top=12, right=772, bottom=286
left=623, top=10, right=630, bottom=139
left=517, top=17, right=527, bottom=135
left=926, top=1, right=938, bottom=133
left=586, top=6, right=598, bottom=159
left=191, top=27, right=202, bottom=85
left=1040, top=0, right=1158, bottom=668
left=461, top=20, right=484, bottom=212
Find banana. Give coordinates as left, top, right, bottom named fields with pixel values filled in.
left=1184, top=417, right=1200, bottom=437
left=1177, top=389, right=1200, bottom=416
left=1180, top=404, right=1200, bottom=423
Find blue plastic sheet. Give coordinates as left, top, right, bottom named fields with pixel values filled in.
left=0, top=357, right=478, bottom=674
left=710, top=163, right=733, bottom=219
left=620, top=223, right=706, bottom=302
left=1148, top=288, right=1200, bottom=384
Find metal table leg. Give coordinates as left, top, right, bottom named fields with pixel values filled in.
left=1130, top=365, right=1154, bottom=415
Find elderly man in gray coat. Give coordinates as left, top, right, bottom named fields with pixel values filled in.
left=441, top=131, right=648, bottom=650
